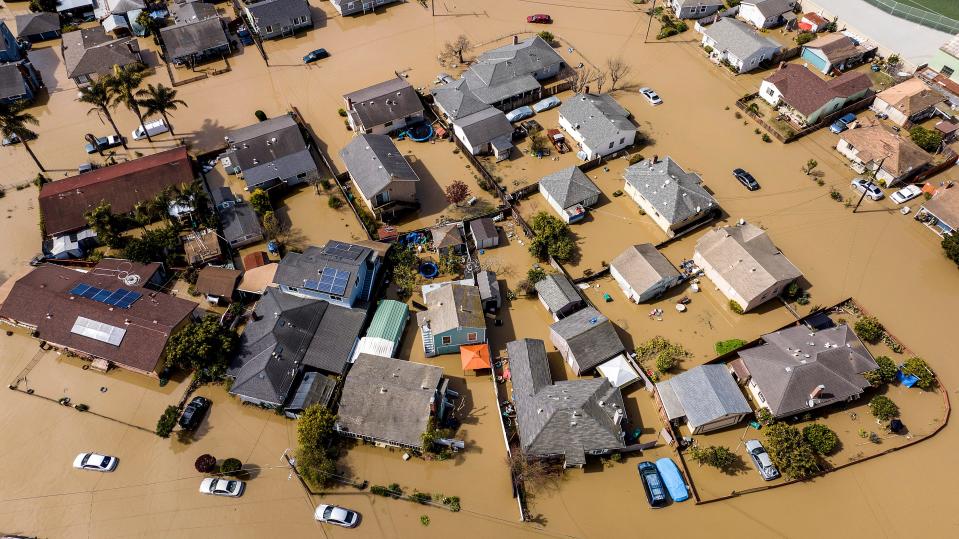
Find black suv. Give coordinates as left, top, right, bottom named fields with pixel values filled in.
left=733, top=168, right=760, bottom=191
left=179, top=396, right=212, bottom=430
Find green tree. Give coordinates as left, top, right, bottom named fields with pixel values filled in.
left=249, top=188, right=271, bottom=215
left=943, top=232, right=959, bottom=267
left=802, top=424, right=839, bottom=455
left=29, top=0, right=58, bottom=12
left=78, top=79, right=126, bottom=148
left=802, top=159, right=818, bottom=175
left=635, top=336, right=689, bottom=374
left=728, top=300, right=744, bottom=314
left=863, top=356, right=897, bottom=387
left=853, top=315, right=883, bottom=343
left=105, top=64, right=150, bottom=142
left=122, top=226, right=178, bottom=265
left=136, top=10, right=163, bottom=37
left=164, top=315, right=239, bottom=379
left=156, top=405, right=179, bottom=437
left=764, top=422, right=820, bottom=479
left=137, top=84, right=187, bottom=136
left=84, top=201, right=123, bottom=248
left=537, top=31, right=554, bottom=43
left=0, top=102, right=43, bottom=171
left=869, top=395, right=899, bottom=421
left=909, top=126, right=942, bottom=153
left=688, top=445, right=739, bottom=472
left=528, top=211, right=576, bottom=262
left=221, top=457, right=243, bottom=475
left=527, top=267, right=547, bottom=284
left=900, top=357, right=936, bottom=390
left=796, top=32, right=816, bottom=45
left=296, top=404, right=339, bottom=488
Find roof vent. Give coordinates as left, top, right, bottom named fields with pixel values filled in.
left=537, top=408, right=544, bottom=414
left=804, top=354, right=810, bottom=358
left=380, top=387, right=388, bottom=394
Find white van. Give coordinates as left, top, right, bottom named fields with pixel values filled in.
left=132, top=119, right=169, bottom=140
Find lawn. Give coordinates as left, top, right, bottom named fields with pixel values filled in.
left=897, top=0, right=959, bottom=21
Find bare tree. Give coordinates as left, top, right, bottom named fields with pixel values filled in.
left=440, top=34, right=472, bottom=65
left=606, top=56, right=632, bottom=91
left=564, top=67, right=593, bottom=93
left=505, top=453, right=555, bottom=493
left=594, top=70, right=608, bottom=93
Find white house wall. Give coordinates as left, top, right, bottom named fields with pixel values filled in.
left=624, top=181, right=673, bottom=234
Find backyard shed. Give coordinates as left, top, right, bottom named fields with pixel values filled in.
left=476, top=270, right=501, bottom=311
left=354, top=299, right=409, bottom=359
left=609, top=244, right=681, bottom=303
left=470, top=217, right=500, bottom=249
left=534, top=273, right=584, bottom=320
left=656, top=364, right=753, bottom=434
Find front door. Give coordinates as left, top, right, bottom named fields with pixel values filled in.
left=374, top=190, right=390, bottom=207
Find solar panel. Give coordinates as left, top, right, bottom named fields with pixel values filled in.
left=303, top=279, right=320, bottom=290
left=70, top=316, right=126, bottom=346
left=92, top=289, right=112, bottom=302
left=114, top=290, right=142, bottom=309
left=81, top=286, right=102, bottom=299
left=104, top=290, right=128, bottom=305
left=70, top=284, right=92, bottom=296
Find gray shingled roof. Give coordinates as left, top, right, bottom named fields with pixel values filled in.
left=416, top=283, right=485, bottom=334
left=339, top=134, right=419, bottom=200
left=738, top=324, right=878, bottom=417
left=218, top=202, right=263, bottom=245
left=61, top=27, right=141, bottom=79
left=749, top=0, right=794, bottom=19
left=456, top=107, right=513, bottom=145
left=550, top=306, right=625, bottom=373
left=624, top=157, right=717, bottom=226
left=274, top=240, right=374, bottom=300
left=558, top=93, right=634, bottom=152
left=160, top=17, right=229, bottom=61
left=0, top=63, right=28, bottom=101
left=222, top=114, right=316, bottom=188
left=431, top=79, right=490, bottom=121
left=245, top=0, right=311, bottom=30
left=470, top=217, right=497, bottom=244
left=172, top=0, right=218, bottom=23
left=534, top=273, right=582, bottom=314
left=463, top=36, right=563, bottom=105
left=656, top=365, right=752, bottom=430
left=675, top=0, right=723, bottom=7
left=701, top=18, right=781, bottom=61
left=343, top=77, right=424, bottom=130
left=539, top=166, right=601, bottom=209
left=15, top=12, right=61, bottom=39
left=508, top=338, right=625, bottom=463
left=336, top=353, right=443, bottom=449
left=476, top=270, right=499, bottom=305
left=609, top=244, right=679, bottom=295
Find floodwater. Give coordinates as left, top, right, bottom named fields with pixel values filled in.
left=3, top=0, right=959, bottom=537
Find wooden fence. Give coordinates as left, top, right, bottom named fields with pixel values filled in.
left=736, top=92, right=876, bottom=143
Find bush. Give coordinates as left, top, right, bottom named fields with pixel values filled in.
left=900, top=357, right=936, bottom=390
left=854, top=316, right=883, bottom=343
left=156, top=405, right=179, bottom=438
left=688, top=445, right=738, bottom=471
left=628, top=153, right=644, bottom=165
left=221, top=458, right=242, bottom=475
left=636, top=336, right=689, bottom=374
left=863, top=356, right=897, bottom=387
left=943, top=232, right=959, bottom=267
left=527, top=267, right=547, bottom=284
left=796, top=32, right=816, bottom=45
left=704, top=45, right=714, bottom=54
left=802, top=424, right=839, bottom=455
left=761, top=133, right=772, bottom=143
left=756, top=408, right=774, bottom=426
left=829, top=188, right=843, bottom=202
left=715, top=339, right=747, bottom=355
left=528, top=211, right=576, bottom=262
left=327, top=195, right=343, bottom=209
left=195, top=454, right=216, bottom=473
left=537, top=31, right=554, bottom=43
left=337, top=108, right=347, bottom=117
left=249, top=188, right=271, bottom=215
left=764, top=423, right=820, bottom=479
left=255, top=110, right=267, bottom=122
left=410, top=491, right=431, bottom=504
left=729, top=300, right=744, bottom=314
left=869, top=395, right=899, bottom=421
left=909, top=126, right=942, bottom=153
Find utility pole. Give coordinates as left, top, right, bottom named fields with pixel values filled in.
left=853, top=155, right=888, bottom=213
left=644, top=0, right=657, bottom=43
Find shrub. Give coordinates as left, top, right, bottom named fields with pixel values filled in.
left=764, top=423, right=820, bottom=479
left=729, top=300, right=744, bottom=314
left=410, top=491, right=431, bottom=504
left=527, top=267, right=547, bottom=284
left=761, top=133, right=772, bottom=143
left=715, top=339, right=747, bottom=355
left=337, top=108, right=347, bottom=117
left=612, top=189, right=623, bottom=197
left=802, top=424, right=839, bottom=455
left=195, top=454, right=216, bottom=473
left=327, top=195, right=343, bottom=209
left=221, top=458, right=242, bottom=475
left=628, top=153, right=644, bottom=165
left=863, top=356, right=897, bottom=387
left=420, top=515, right=430, bottom=526
left=869, top=395, right=899, bottom=421
left=734, top=111, right=742, bottom=119
left=636, top=336, right=689, bottom=374
left=853, top=316, right=883, bottom=343
left=537, top=31, right=554, bottom=43
left=756, top=408, right=774, bottom=426
left=446, top=496, right=461, bottom=512
left=754, top=128, right=761, bottom=135
left=909, top=126, right=942, bottom=152
left=688, top=445, right=738, bottom=471
left=829, top=188, right=843, bottom=202
left=254, top=110, right=267, bottom=122
left=704, top=45, right=714, bottom=54
left=74, top=403, right=89, bottom=412
left=796, top=32, right=816, bottom=45
left=900, top=357, right=936, bottom=390
left=156, top=405, right=179, bottom=438
left=249, top=188, right=271, bottom=215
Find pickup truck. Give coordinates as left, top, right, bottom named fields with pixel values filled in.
left=85, top=135, right=123, bottom=154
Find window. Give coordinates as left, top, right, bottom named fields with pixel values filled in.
left=941, top=65, right=955, bottom=78
left=441, top=336, right=452, bottom=345
left=330, top=295, right=342, bottom=302
left=757, top=392, right=766, bottom=403
left=467, top=332, right=478, bottom=341
left=608, top=141, right=614, bottom=149
left=700, top=5, right=707, bottom=13
left=619, top=137, right=625, bottom=144
left=766, top=87, right=775, bottom=97
left=289, top=287, right=298, bottom=292
left=265, top=25, right=273, bottom=33
left=384, top=121, right=393, bottom=128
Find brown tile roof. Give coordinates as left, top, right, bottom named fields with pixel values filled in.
left=840, top=124, right=931, bottom=176
left=194, top=267, right=241, bottom=298
left=804, top=34, right=868, bottom=63
left=922, top=187, right=959, bottom=228
left=91, top=258, right=162, bottom=284
left=0, top=264, right=197, bottom=373
left=181, top=228, right=222, bottom=265
left=764, top=64, right=871, bottom=117
left=39, top=147, right=194, bottom=236
left=242, top=251, right=270, bottom=270
left=875, top=78, right=945, bottom=118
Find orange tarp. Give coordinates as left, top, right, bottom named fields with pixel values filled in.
left=460, top=344, right=491, bottom=371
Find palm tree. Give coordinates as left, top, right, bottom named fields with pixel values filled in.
left=0, top=102, right=43, bottom=172
left=78, top=79, right=127, bottom=149
left=137, top=84, right=187, bottom=136
left=105, top=64, right=150, bottom=142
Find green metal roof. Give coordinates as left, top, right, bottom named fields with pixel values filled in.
left=365, top=299, right=409, bottom=344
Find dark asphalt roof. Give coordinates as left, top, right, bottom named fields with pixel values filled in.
left=160, top=17, right=229, bottom=60
left=343, top=77, right=424, bottom=130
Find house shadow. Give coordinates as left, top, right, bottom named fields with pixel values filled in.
left=308, top=7, right=329, bottom=29
left=400, top=157, right=448, bottom=225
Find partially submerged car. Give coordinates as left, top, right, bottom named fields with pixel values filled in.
left=315, top=504, right=360, bottom=527
left=506, top=106, right=534, bottom=123
left=303, top=48, right=329, bottom=64
left=640, top=87, right=662, bottom=105
left=74, top=452, right=118, bottom=472
left=637, top=461, right=669, bottom=508
left=199, top=478, right=245, bottom=497
left=532, top=96, right=561, bottom=113
left=890, top=184, right=921, bottom=204
left=851, top=178, right=883, bottom=201
left=829, top=112, right=857, bottom=134
left=179, top=396, right=211, bottom=430
left=85, top=134, right=123, bottom=154
left=745, top=439, right=780, bottom=481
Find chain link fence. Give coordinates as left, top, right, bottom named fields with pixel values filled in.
left=863, top=0, right=959, bottom=33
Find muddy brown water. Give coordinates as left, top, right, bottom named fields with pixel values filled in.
left=2, top=0, right=959, bottom=537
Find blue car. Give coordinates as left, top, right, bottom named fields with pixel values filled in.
left=506, top=106, right=534, bottom=123
left=304, top=48, right=329, bottom=64
left=237, top=27, right=254, bottom=46
left=829, top=113, right=857, bottom=134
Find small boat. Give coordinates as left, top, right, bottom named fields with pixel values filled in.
left=654, top=457, right=689, bottom=502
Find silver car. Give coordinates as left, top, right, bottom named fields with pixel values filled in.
left=199, top=478, right=245, bottom=497
left=314, top=504, right=360, bottom=527
left=73, top=452, right=118, bottom=472
left=851, top=178, right=884, bottom=201
left=745, top=439, right=780, bottom=481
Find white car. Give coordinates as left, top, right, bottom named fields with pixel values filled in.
left=73, top=452, right=118, bottom=472
left=640, top=87, right=662, bottom=105
left=890, top=184, right=922, bottom=204
left=199, top=477, right=245, bottom=497
left=314, top=504, right=360, bottom=528
left=132, top=118, right=169, bottom=140
left=851, top=178, right=884, bottom=201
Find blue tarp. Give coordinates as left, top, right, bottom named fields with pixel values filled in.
left=655, top=458, right=689, bottom=502
left=897, top=370, right=920, bottom=388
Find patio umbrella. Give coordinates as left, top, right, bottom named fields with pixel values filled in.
left=460, top=344, right=491, bottom=372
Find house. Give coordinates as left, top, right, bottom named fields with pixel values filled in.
left=0, top=22, right=21, bottom=63
left=221, top=114, right=319, bottom=190
left=194, top=266, right=241, bottom=304
left=343, top=76, right=425, bottom=135
left=227, top=288, right=365, bottom=406
left=39, top=147, right=194, bottom=239
left=94, top=0, right=146, bottom=36
left=416, top=283, right=486, bottom=357
left=917, top=187, right=959, bottom=236
left=90, top=258, right=166, bottom=289
left=797, top=12, right=829, bottom=33
left=335, top=353, right=452, bottom=450
left=609, top=244, right=682, bottom=303
left=469, top=217, right=499, bottom=249
left=700, top=17, right=781, bottom=74
left=693, top=222, right=802, bottom=312
left=801, top=34, right=875, bottom=75
left=160, top=16, right=231, bottom=66
left=507, top=338, right=625, bottom=467
left=15, top=12, right=62, bottom=42
left=352, top=299, right=408, bottom=360
left=538, top=167, right=601, bottom=224
left=0, top=263, right=197, bottom=375
left=670, top=0, right=724, bottom=19
left=181, top=228, right=223, bottom=265
left=273, top=240, right=382, bottom=308
left=534, top=273, right=584, bottom=321
left=56, top=0, right=96, bottom=19
left=237, top=263, right=277, bottom=295
left=0, top=61, right=43, bottom=105
left=217, top=190, right=264, bottom=249
left=872, top=78, right=946, bottom=128
left=549, top=306, right=626, bottom=375
left=243, top=0, right=312, bottom=40
left=61, top=27, right=142, bottom=85
left=735, top=324, right=879, bottom=418
left=623, top=156, right=719, bottom=238
left=928, top=33, right=959, bottom=85
left=451, top=107, right=514, bottom=159
left=836, top=124, right=932, bottom=187
left=738, top=0, right=795, bottom=29
left=330, top=0, right=401, bottom=16
left=759, top=64, right=872, bottom=126
left=339, top=134, right=419, bottom=217
left=172, top=0, right=218, bottom=24
left=656, top=364, right=753, bottom=434
left=476, top=270, right=501, bottom=311
left=558, top=93, right=635, bottom=160
left=431, top=223, right=465, bottom=254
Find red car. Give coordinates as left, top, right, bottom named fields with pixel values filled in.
left=527, top=14, right=551, bottom=24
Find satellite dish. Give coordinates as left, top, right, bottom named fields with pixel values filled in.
left=123, top=274, right=141, bottom=286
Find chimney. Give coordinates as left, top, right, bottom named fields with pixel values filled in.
left=513, top=35, right=519, bottom=45
left=585, top=85, right=589, bottom=94
left=347, top=97, right=353, bottom=109
left=809, top=385, right=825, bottom=400
left=779, top=61, right=785, bottom=70
left=652, top=154, right=659, bottom=164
